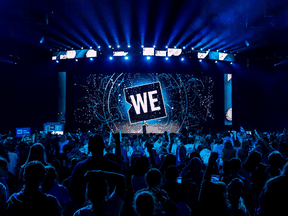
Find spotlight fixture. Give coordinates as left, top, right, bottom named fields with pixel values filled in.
left=165, top=46, right=168, bottom=48
left=56, top=60, right=59, bottom=63
left=75, top=59, right=78, bottom=62
left=108, top=45, right=111, bottom=48
left=215, top=61, right=218, bottom=63
left=181, top=58, right=184, bottom=61
left=109, top=56, right=113, bottom=60
left=192, top=48, right=194, bottom=50
left=128, top=45, right=131, bottom=48
left=230, top=62, right=233, bottom=65
left=165, top=57, right=169, bottom=60
left=90, top=58, right=93, bottom=61
left=141, top=45, right=144, bottom=48
left=90, top=47, right=92, bottom=49
left=174, top=46, right=177, bottom=48
left=98, top=46, right=101, bottom=49
left=81, top=47, right=83, bottom=49
left=153, top=45, right=156, bottom=48
left=146, top=56, right=151, bottom=60
left=200, top=48, right=203, bottom=50
left=199, top=59, right=202, bottom=62
left=117, top=45, right=120, bottom=48
left=125, top=56, right=129, bottom=60
left=183, top=47, right=186, bottom=49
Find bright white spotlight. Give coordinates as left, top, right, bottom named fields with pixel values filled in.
left=230, top=62, right=233, bottom=65
left=90, top=47, right=92, bottom=49
left=153, top=45, right=156, bottom=48
left=199, top=59, right=202, bottom=62
left=165, top=57, right=169, bottom=60
left=125, top=56, right=129, bottom=60
left=109, top=56, right=113, bottom=60
left=81, top=47, right=83, bottom=49
left=183, top=46, right=186, bottom=49
left=98, top=46, right=101, bottom=49
left=128, top=45, right=131, bottom=48
left=75, top=59, right=78, bottom=62
left=181, top=58, right=184, bottom=61
left=90, top=58, right=93, bottom=61
left=165, top=46, right=168, bottom=48
left=224, top=50, right=226, bottom=53
left=192, top=48, right=194, bottom=50
left=141, top=45, right=144, bottom=48
left=174, top=46, right=177, bottom=48
left=217, top=50, right=219, bottom=52
left=108, top=45, right=111, bottom=48
left=146, top=56, right=151, bottom=60
left=215, top=61, right=218, bottom=63
left=200, top=48, right=203, bottom=50
left=117, top=45, right=120, bottom=48
left=56, top=60, right=59, bottom=63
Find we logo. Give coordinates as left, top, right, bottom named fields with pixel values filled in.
left=124, top=82, right=167, bottom=124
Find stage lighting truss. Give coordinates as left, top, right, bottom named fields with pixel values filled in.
left=51, top=46, right=235, bottom=62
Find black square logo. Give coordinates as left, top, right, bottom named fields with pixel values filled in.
left=124, top=82, right=166, bottom=124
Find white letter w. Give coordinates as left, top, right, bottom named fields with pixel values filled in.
left=130, top=93, right=148, bottom=114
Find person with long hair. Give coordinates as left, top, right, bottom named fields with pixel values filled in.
left=18, top=143, right=49, bottom=190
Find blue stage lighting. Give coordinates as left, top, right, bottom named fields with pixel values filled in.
left=183, top=47, right=186, bottom=49
left=90, top=58, right=93, bottom=61
left=117, top=45, right=120, bottom=48
left=109, top=45, right=111, bottom=48
left=56, top=60, right=59, bottom=63
left=146, top=56, right=151, bottom=60
left=181, top=58, right=184, bottom=61
left=125, top=56, right=129, bottom=60
left=128, top=45, right=131, bottom=48
left=199, top=59, right=202, bottom=62
left=75, top=59, right=78, bottom=62
left=215, top=61, right=218, bottom=63
left=98, top=46, right=101, bottom=49
left=174, top=46, right=177, bottom=48
left=141, top=45, right=144, bottom=48
left=153, top=45, right=156, bottom=48
left=165, top=46, right=168, bottom=48
left=224, top=50, right=226, bottom=53
left=109, top=56, right=113, bottom=60
left=230, top=62, right=233, bottom=65
left=200, top=48, right=203, bottom=50
left=217, top=50, right=219, bottom=52
left=192, top=47, right=194, bottom=50
left=165, top=57, right=169, bottom=60
left=90, top=47, right=92, bottom=49
left=81, top=47, right=83, bottom=49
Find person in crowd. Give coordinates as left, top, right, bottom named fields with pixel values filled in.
left=239, top=151, right=262, bottom=190
left=256, top=162, right=288, bottom=216
left=220, top=161, right=231, bottom=181
left=198, top=152, right=230, bottom=216
left=73, top=170, right=126, bottom=216
left=267, top=151, right=283, bottom=177
left=133, top=190, right=155, bottom=216
left=221, top=140, right=236, bottom=163
left=227, top=178, right=249, bottom=216
left=182, top=157, right=204, bottom=188
left=237, top=140, right=250, bottom=163
left=18, top=143, right=50, bottom=190
left=6, top=161, right=63, bottom=216
left=159, top=154, right=176, bottom=177
left=41, top=166, right=71, bottom=216
left=69, top=134, right=122, bottom=209
left=131, top=156, right=150, bottom=193
left=3, top=138, right=18, bottom=177
left=161, top=165, right=181, bottom=204
left=0, top=157, right=9, bottom=201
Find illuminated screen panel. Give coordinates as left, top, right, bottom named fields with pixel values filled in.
left=224, top=74, right=232, bottom=125
left=74, top=73, right=214, bottom=133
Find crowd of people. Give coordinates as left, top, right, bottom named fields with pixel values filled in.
left=0, top=127, right=288, bottom=216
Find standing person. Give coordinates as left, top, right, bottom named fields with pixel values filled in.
left=142, top=121, right=148, bottom=135
left=69, top=134, right=122, bottom=209
left=6, top=161, right=63, bottom=216
left=73, top=170, right=126, bottom=216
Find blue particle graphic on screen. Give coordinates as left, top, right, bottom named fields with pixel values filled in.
left=124, top=82, right=167, bottom=124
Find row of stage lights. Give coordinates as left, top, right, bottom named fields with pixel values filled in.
left=52, top=45, right=229, bottom=53
left=56, top=56, right=233, bottom=64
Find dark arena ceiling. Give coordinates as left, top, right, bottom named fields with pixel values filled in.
left=0, top=0, right=287, bottom=63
